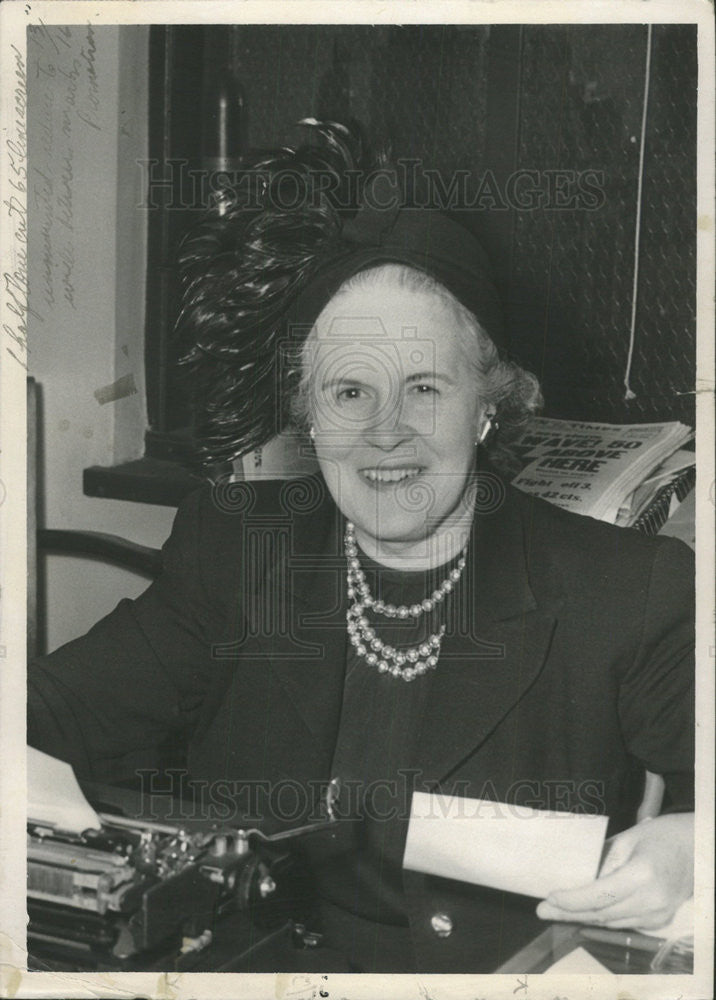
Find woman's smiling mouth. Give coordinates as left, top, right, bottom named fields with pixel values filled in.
left=361, top=467, right=423, bottom=484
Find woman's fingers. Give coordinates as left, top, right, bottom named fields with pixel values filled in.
left=536, top=863, right=645, bottom=923
left=536, top=897, right=673, bottom=929
left=536, top=885, right=672, bottom=928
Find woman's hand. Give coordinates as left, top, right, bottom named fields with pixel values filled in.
left=536, top=812, right=694, bottom=930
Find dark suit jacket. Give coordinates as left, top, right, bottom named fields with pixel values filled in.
left=29, top=472, right=694, bottom=972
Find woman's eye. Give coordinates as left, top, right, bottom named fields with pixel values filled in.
left=336, top=386, right=363, bottom=402
left=411, top=383, right=437, bottom=395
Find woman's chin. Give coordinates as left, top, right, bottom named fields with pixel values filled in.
left=341, top=475, right=461, bottom=544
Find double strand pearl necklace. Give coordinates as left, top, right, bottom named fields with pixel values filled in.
left=344, top=521, right=468, bottom=682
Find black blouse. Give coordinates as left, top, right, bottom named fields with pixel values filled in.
left=308, top=547, right=466, bottom=970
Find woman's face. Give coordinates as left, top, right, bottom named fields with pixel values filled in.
left=305, top=278, right=487, bottom=551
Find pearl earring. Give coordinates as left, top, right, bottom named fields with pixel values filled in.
left=309, top=426, right=316, bottom=442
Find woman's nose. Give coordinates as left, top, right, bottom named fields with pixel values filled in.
left=363, top=396, right=415, bottom=450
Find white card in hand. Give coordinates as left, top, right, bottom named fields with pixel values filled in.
left=403, top=791, right=608, bottom=899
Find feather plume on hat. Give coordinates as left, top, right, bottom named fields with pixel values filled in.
left=176, top=119, right=503, bottom=468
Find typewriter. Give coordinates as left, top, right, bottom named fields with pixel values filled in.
left=27, top=754, right=345, bottom=972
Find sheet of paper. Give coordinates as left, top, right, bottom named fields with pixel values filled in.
left=546, top=946, right=614, bottom=974
left=27, top=746, right=101, bottom=833
left=403, top=791, right=608, bottom=899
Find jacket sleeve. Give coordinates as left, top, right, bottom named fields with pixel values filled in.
left=28, top=486, right=228, bottom=783
left=617, top=536, right=695, bottom=811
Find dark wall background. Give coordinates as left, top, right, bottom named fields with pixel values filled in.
left=146, top=24, right=696, bottom=455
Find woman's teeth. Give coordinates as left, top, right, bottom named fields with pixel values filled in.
left=362, top=467, right=422, bottom=483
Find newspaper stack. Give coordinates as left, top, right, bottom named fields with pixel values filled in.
left=510, top=417, right=693, bottom=525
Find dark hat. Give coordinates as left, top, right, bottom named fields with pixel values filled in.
left=285, top=179, right=504, bottom=349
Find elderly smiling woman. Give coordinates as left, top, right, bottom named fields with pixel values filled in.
left=28, top=121, right=694, bottom=973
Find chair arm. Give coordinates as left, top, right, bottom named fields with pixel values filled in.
left=38, top=528, right=162, bottom=578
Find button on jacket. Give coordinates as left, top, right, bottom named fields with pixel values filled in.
left=28, top=470, right=694, bottom=972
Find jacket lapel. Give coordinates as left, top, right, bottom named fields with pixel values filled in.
left=249, top=482, right=348, bottom=762
left=411, top=483, right=558, bottom=788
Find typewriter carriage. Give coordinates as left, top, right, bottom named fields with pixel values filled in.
left=27, top=810, right=321, bottom=971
